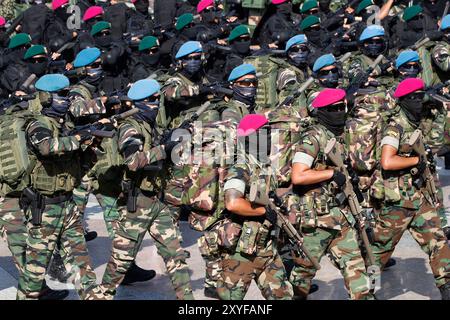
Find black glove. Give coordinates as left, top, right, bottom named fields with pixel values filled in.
left=332, top=170, right=347, bottom=188
left=163, top=140, right=180, bottom=156
left=198, top=84, right=215, bottom=95
left=425, top=144, right=434, bottom=164
left=265, top=205, right=278, bottom=225
left=415, top=158, right=427, bottom=176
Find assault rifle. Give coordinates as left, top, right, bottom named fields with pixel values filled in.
left=409, top=130, right=439, bottom=206
left=325, top=138, right=381, bottom=290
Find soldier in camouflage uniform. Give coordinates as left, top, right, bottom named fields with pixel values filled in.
left=99, top=79, right=194, bottom=300
left=289, top=88, right=374, bottom=300
left=215, top=113, right=293, bottom=300
left=16, top=74, right=103, bottom=300
left=374, top=78, right=450, bottom=299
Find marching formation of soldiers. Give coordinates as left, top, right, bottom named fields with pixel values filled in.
left=0, top=0, right=449, bottom=300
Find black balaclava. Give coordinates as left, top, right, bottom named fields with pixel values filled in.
left=316, top=103, right=347, bottom=136
left=231, top=38, right=251, bottom=56
left=288, top=45, right=310, bottom=69
left=398, top=63, right=421, bottom=80
left=94, top=32, right=113, bottom=48
left=362, top=37, right=386, bottom=57
left=318, top=0, right=331, bottom=13
left=134, top=0, right=150, bottom=15
left=233, top=85, right=257, bottom=107
left=201, top=7, right=220, bottom=24
left=85, top=65, right=104, bottom=86
left=399, top=92, right=424, bottom=126
left=42, top=92, right=70, bottom=118
left=407, top=15, right=424, bottom=32
left=134, top=100, right=159, bottom=124
left=304, top=27, right=322, bottom=46
left=27, top=56, right=49, bottom=77
left=317, top=66, right=339, bottom=88
left=141, top=50, right=161, bottom=66
left=55, top=6, right=72, bottom=22
left=277, top=2, right=293, bottom=17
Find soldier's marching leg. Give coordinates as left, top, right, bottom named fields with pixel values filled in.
left=289, top=227, right=331, bottom=299
left=202, top=254, right=222, bottom=299
left=147, top=197, right=194, bottom=300
left=216, top=253, right=255, bottom=300
left=328, top=225, right=374, bottom=300
left=58, top=201, right=103, bottom=300
left=95, top=193, right=120, bottom=239
left=17, top=203, right=64, bottom=300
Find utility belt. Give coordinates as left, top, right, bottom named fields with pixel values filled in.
left=19, top=187, right=72, bottom=226
left=121, top=180, right=159, bottom=213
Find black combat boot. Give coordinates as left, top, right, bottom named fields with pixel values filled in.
left=443, top=226, right=450, bottom=241
left=84, top=230, right=98, bottom=242
left=439, top=282, right=450, bottom=300
left=121, top=262, right=156, bottom=285
left=204, top=287, right=220, bottom=299
left=39, top=281, right=69, bottom=300
left=384, top=258, right=397, bottom=269
left=47, top=251, right=70, bottom=283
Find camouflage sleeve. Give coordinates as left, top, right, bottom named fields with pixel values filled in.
left=221, top=107, right=242, bottom=125
left=277, top=68, right=297, bottom=92
left=223, top=164, right=249, bottom=194
left=118, top=123, right=166, bottom=171
left=69, top=94, right=106, bottom=118
left=292, top=131, right=320, bottom=168
left=380, top=123, right=401, bottom=150
left=163, top=77, right=200, bottom=101
left=26, top=120, right=80, bottom=156
left=431, top=43, right=450, bottom=72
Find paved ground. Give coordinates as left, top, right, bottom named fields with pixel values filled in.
left=1, top=158, right=449, bottom=300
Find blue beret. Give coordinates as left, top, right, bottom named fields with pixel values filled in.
left=285, top=34, right=308, bottom=52
left=395, top=50, right=420, bottom=69
left=359, top=25, right=385, bottom=41
left=313, top=53, right=336, bottom=72
left=175, top=41, right=203, bottom=59
left=441, top=14, right=450, bottom=30
left=127, top=79, right=161, bottom=101
left=73, top=47, right=101, bottom=68
left=228, top=63, right=256, bottom=82
left=35, top=74, right=70, bottom=92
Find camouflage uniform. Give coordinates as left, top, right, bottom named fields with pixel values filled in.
left=68, top=81, right=106, bottom=118
left=215, top=161, right=293, bottom=300
left=99, top=115, right=193, bottom=300
left=0, top=0, right=15, bottom=20
left=373, top=108, right=450, bottom=289
left=16, top=115, right=102, bottom=300
left=289, top=124, right=374, bottom=300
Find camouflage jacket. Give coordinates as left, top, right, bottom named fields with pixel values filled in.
left=343, top=53, right=392, bottom=89
left=291, top=124, right=353, bottom=230
left=69, top=81, right=106, bottom=118
left=431, top=41, right=450, bottom=79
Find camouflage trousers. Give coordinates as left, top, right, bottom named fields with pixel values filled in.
left=16, top=199, right=103, bottom=300
left=217, top=240, right=293, bottom=300
left=371, top=200, right=450, bottom=288
left=289, top=225, right=374, bottom=300
left=0, top=197, right=27, bottom=275
left=100, top=193, right=194, bottom=300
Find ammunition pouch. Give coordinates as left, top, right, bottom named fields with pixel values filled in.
left=236, top=220, right=270, bottom=255
left=20, top=187, right=44, bottom=226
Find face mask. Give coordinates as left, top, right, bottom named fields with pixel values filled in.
left=407, top=16, right=424, bottom=32
left=142, top=52, right=160, bottom=66
left=202, top=11, right=216, bottom=24
left=399, top=94, right=424, bottom=126
left=231, top=40, right=250, bottom=55
left=316, top=106, right=346, bottom=136
left=423, top=0, right=441, bottom=17
left=134, top=101, right=159, bottom=124
left=95, top=34, right=113, bottom=48
left=304, top=29, right=321, bottom=45
left=135, top=0, right=149, bottom=15
left=277, top=2, right=293, bottom=16
left=318, top=0, right=331, bottom=12
left=398, top=64, right=421, bottom=80
left=319, top=72, right=339, bottom=88
left=28, top=60, right=48, bottom=76
left=85, top=67, right=103, bottom=86
left=43, top=93, right=69, bottom=118
left=232, top=85, right=257, bottom=106
left=183, top=59, right=202, bottom=75
left=362, top=39, right=386, bottom=57
left=288, top=51, right=309, bottom=68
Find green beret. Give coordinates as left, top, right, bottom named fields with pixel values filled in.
left=8, top=33, right=31, bottom=49
left=24, top=44, right=47, bottom=59
left=300, top=15, right=320, bottom=31
left=139, top=36, right=159, bottom=51
left=300, top=0, right=318, bottom=13
left=91, top=21, right=111, bottom=36
left=176, top=13, right=194, bottom=31
left=356, top=0, right=373, bottom=15
left=403, top=5, right=423, bottom=22
left=228, top=24, right=251, bottom=42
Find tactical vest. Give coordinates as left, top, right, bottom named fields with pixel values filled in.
left=121, top=117, right=162, bottom=193
left=28, top=116, right=81, bottom=196
left=0, top=106, right=36, bottom=196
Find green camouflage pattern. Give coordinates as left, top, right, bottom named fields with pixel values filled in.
left=432, top=41, right=450, bottom=73
left=68, top=82, right=106, bottom=118
left=289, top=225, right=374, bottom=300
left=0, top=0, right=15, bottom=20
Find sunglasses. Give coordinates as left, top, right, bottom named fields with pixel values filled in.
left=308, top=8, right=319, bottom=14
left=30, top=57, right=47, bottom=63
left=148, top=47, right=159, bottom=54
left=202, top=7, right=220, bottom=13
left=318, top=68, right=338, bottom=76
left=234, top=36, right=251, bottom=42
left=144, top=95, right=160, bottom=103
left=404, top=92, right=425, bottom=100
left=327, top=103, right=346, bottom=112
left=184, top=55, right=202, bottom=61
left=99, top=30, right=111, bottom=37
left=307, top=25, right=321, bottom=31
left=235, top=78, right=258, bottom=87
left=289, top=45, right=309, bottom=53
left=364, top=38, right=384, bottom=45
left=87, top=61, right=102, bottom=69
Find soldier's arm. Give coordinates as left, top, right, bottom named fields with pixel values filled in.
left=221, top=108, right=242, bottom=125
left=380, top=124, right=419, bottom=170
left=431, top=44, right=450, bottom=72
left=163, top=78, right=200, bottom=101
left=223, top=166, right=265, bottom=217
left=26, top=120, right=80, bottom=156
left=68, top=92, right=106, bottom=118
left=118, top=123, right=166, bottom=171
left=291, top=133, right=334, bottom=185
